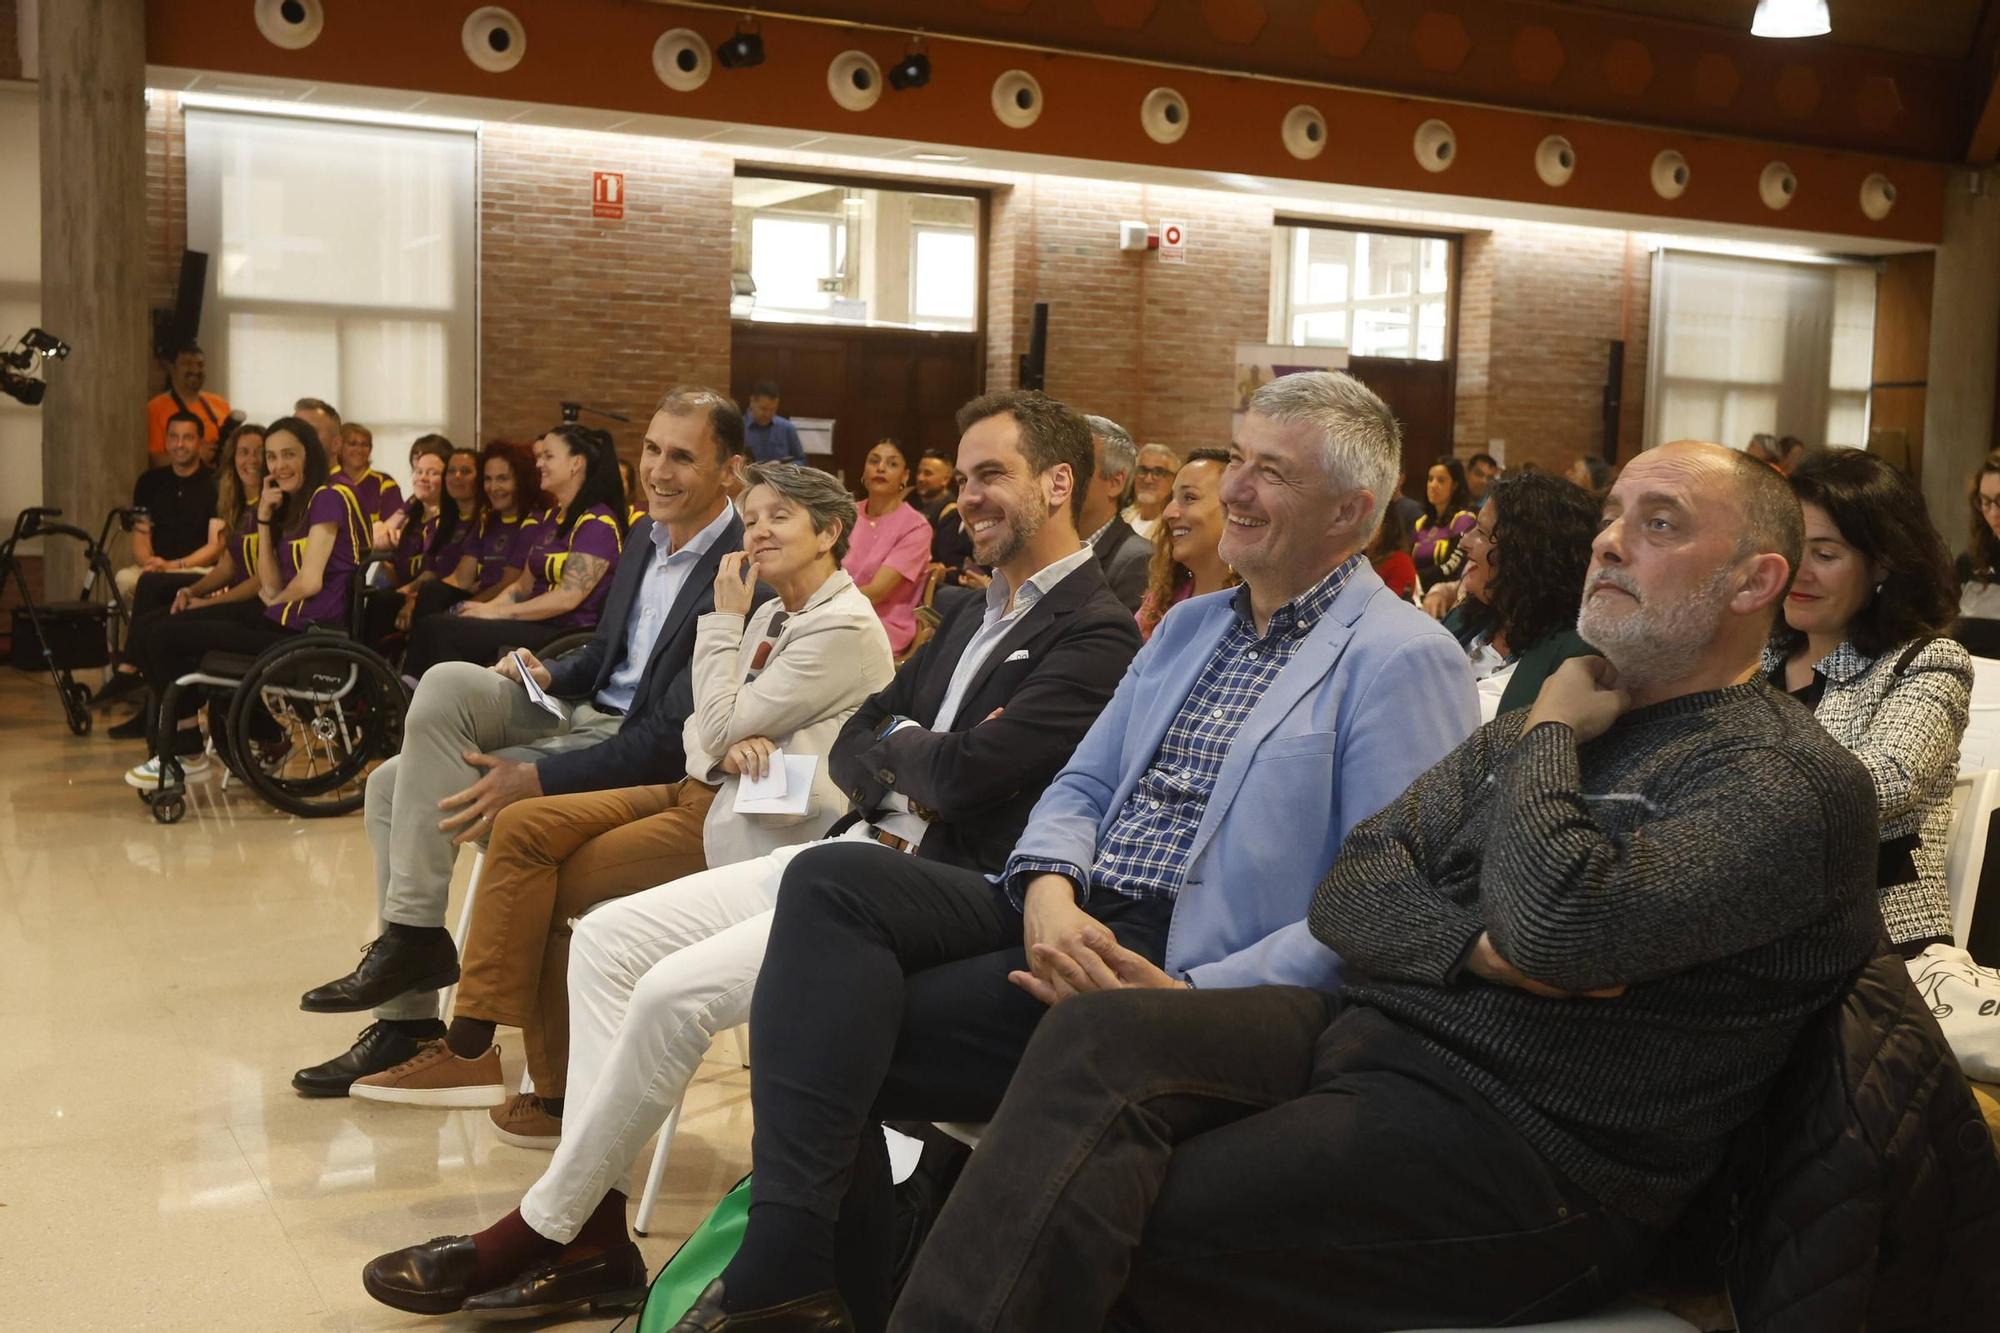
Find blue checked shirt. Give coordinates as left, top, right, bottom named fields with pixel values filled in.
left=1006, top=555, right=1361, bottom=908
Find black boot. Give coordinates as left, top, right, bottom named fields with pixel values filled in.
left=300, top=929, right=460, bottom=1014
left=293, top=1019, right=446, bottom=1097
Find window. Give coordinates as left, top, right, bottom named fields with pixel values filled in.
left=733, top=176, right=979, bottom=332
left=1269, top=224, right=1453, bottom=360
left=183, top=107, right=477, bottom=486
left=1645, top=250, right=1877, bottom=451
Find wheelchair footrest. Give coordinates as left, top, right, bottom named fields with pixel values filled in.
left=196, top=652, right=260, bottom=677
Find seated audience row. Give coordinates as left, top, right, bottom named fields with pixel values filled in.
left=120, top=416, right=368, bottom=785
left=284, top=378, right=1993, bottom=1327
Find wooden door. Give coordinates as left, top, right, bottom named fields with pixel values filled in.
left=730, top=322, right=984, bottom=485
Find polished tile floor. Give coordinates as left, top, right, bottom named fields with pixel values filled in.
left=0, top=673, right=752, bottom=1330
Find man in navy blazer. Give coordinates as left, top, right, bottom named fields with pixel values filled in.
left=292, top=386, right=750, bottom=1097
left=680, top=372, right=1477, bottom=1331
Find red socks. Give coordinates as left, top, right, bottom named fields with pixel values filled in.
left=470, top=1209, right=561, bottom=1289
left=557, top=1189, right=631, bottom=1262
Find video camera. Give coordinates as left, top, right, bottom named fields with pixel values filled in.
left=2, top=328, right=71, bottom=407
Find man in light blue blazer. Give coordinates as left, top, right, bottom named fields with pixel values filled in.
left=659, top=371, right=1479, bottom=1330
left=1005, top=370, right=1478, bottom=997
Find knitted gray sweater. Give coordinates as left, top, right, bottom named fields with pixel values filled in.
left=1311, top=682, right=1883, bottom=1227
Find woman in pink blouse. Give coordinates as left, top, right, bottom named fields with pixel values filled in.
left=841, top=438, right=933, bottom=656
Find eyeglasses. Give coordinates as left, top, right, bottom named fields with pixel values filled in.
left=1135, top=466, right=1175, bottom=481
left=1468, top=524, right=1499, bottom=549
left=1978, top=495, right=2000, bottom=513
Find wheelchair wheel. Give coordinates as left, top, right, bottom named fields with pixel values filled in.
left=224, top=636, right=407, bottom=818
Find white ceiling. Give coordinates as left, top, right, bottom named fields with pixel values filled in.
left=148, top=65, right=1936, bottom=258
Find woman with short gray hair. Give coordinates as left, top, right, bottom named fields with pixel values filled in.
left=346, top=461, right=897, bottom=1190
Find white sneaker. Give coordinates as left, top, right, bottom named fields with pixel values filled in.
left=124, top=752, right=212, bottom=789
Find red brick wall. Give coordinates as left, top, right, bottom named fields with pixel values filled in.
left=144, top=90, right=187, bottom=398
left=136, top=101, right=1652, bottom=475
left=479, top=123, right=735, bottom=458
left=1480, top=222, right=1652, bottom=477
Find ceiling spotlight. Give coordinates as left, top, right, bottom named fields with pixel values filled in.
left=1750, top=0, right=1830, bottom=38
left=890, top=41, right=930, bottom=92
left=718, top=18, right=764, bottom=70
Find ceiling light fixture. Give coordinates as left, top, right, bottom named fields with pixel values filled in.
left=1750, top=0, right=1830, bottom=38
left=718, top=17, right=764, bottom=69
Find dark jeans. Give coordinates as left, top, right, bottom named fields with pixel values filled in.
left=132, top=599, right=300, bottom=747
left=130, top=570, right=203, bottom=624
left=892, top=989, right=1661, bottom=1333
left=402, top=612, right=567, bottom=679
left=747, top=842, right=1173, bottom=1332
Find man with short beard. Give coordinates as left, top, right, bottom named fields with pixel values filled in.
left=673, top=371, right=1475, bottom=1331
left=360, top=389, right=1142, bottom=1322
left=892, top=440, right=1886, bottom=1333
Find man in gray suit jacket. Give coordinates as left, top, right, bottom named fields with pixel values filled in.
left=1081, top=413, right=1152, bottom=613
left=292, top=387, right=750, bottom=1097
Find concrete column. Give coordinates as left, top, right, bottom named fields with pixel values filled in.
left=1922, top=167, right=2000, bottom=541
left=37, top=0, right=147, bottom=593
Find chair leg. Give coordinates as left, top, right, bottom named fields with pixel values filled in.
left=730, top=1024, right=749, bottom=1069
left=438, top=849, right=484, bottom=1020
left=632, top=1094, right=687, bottom=1238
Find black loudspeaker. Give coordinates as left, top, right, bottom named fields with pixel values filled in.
left=151, top=249, right=210, bottom=362
left=1019, top=302, right=1049, bottom=391
left=1601, top=338, right=1624, bottom=460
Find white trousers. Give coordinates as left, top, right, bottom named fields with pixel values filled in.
left=518, top=825, right=872, bottom=1242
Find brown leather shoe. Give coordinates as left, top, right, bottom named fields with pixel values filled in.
left=668, top=1278, right=854, bottom=1331
left=459, top=1241, right=647, bottom=1320
left=351, top=1039, right=504, bottom=1108
left=361, top=1235, right=481, bottom=1315
left=489, top=1092, right=562, bottom=1149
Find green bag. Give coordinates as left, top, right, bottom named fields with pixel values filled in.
left=635, top=1173, right=752, bottom=1331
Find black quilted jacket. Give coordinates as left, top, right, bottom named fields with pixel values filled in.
left=1715, top=951, right=2000, bottom=1331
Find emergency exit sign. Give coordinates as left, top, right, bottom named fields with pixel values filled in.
left=592, top=171, right=625, bottom=220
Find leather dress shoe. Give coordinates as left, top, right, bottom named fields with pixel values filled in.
left=292, top=1020, right=444, bottom=1097
left=362, top=1235, right=482, bottom=1315
left=301, top=931, right=460, bottom=1013
left=460, top=1241, right=648, bottom=1320
left=668, top=1278, right=854, bottom=1332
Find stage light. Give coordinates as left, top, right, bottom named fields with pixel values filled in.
left=890, top=41, right=930, bottom=91
left=718, top=19, right=764, bottom=70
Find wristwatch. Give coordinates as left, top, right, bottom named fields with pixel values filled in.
left=876, top=714, right=909, bottom=742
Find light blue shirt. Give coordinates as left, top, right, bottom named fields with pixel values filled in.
left=874, top=544, right=1098, bottom=844
left=594, top=502, right=735, bottom=714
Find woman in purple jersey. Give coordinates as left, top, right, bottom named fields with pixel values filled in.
left=402, top=423, right=627, bottom=679
left=123, top=417, right=367, bottom=788
left=398, top=440, right=545, bottom=630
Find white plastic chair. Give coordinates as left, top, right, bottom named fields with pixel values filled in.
left=1942, top=768, right=2000, bottom=949
left=438, top=847, right=484, bottom=1020
left=632, top=1025, right=751, bottom=1237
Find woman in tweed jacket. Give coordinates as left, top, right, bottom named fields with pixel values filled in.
left=1764, top=448, right=1970, bottom=954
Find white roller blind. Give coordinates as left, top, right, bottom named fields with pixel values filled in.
left=1645, top=249, right=1876, bottom=452
left=184, top=107, right=477, bottom=487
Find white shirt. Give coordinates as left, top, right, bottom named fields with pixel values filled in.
left=594, top=502, right=735, bottom=714
left=874, top=545, right=1098, bottom=844
left=1121, top=504, right=1161, bottom=543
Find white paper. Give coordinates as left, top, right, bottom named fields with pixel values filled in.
left=515, top=650, right=565, bottom=720
left=734, top=751, right=818, bottom=815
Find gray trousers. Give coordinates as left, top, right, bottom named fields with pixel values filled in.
left=363, top=661, right=622, bottom=1021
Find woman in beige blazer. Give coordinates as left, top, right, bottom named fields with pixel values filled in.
left=348, top=463, right=894, bottom=1129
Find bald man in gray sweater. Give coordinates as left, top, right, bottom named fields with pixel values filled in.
left=894, top=443, right=1883, bottom=1333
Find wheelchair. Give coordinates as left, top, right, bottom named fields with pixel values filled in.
left=138, top=571, right=597, bottom=825
left=141, top=568, right=408, bottom=825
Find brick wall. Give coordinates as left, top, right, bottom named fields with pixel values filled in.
left=135, top=100, right=1653, bottom=476
left=1481, top=222, right=1652, bottom=477
left=144, top=90, right=187, bottom=399
left=479, top=123, right=734, bottom=457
